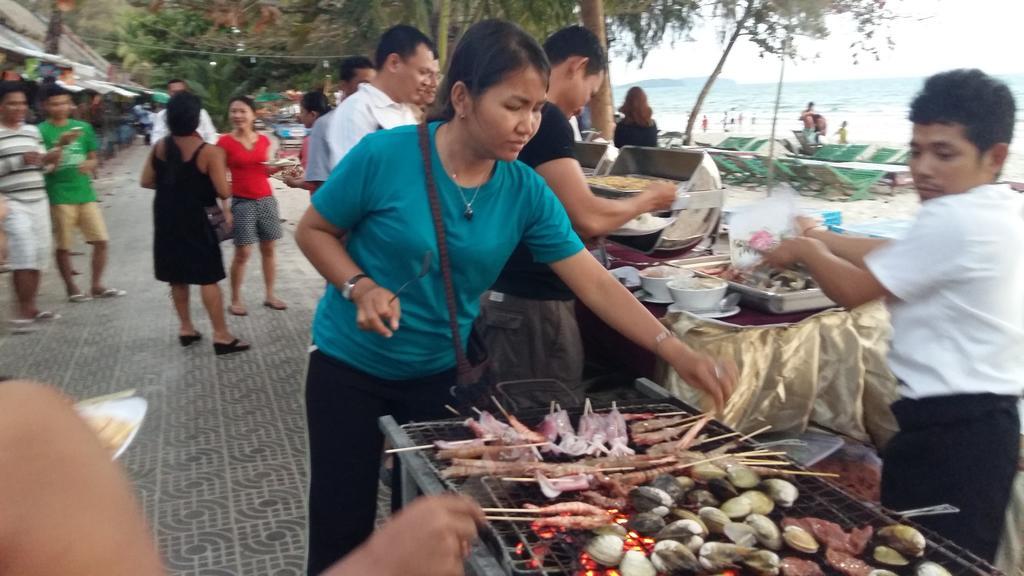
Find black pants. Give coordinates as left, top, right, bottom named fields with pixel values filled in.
left=304, top=350, right=454, bottom=576
left=881, top=393, right=1019, bottom=563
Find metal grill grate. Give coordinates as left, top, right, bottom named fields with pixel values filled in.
left=395, top=399, right=1002, bottom=576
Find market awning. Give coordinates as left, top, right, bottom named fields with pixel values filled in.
left=254, top=92, right=283, bottom=103
left=151, top=91, right=169, bottom=104
left=88, top=80, right=139, bottom=98
left=56, top=80, right=86, bottom=93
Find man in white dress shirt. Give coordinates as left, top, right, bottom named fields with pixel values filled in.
left=764, top=69, right=1021, bottom=563
left=150, top=79, right=218, bottom=145
left=323, top=25, right=435, bottom=169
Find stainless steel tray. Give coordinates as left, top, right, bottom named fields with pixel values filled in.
left=587, top=174, right=677, bottom=199
left=724, top=279, right=837, bottom=314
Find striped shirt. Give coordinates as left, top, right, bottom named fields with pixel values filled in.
left=0, top=124, right=47, bottom=202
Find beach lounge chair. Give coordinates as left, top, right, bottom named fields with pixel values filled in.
left=716, top=136, right=756, bottom=151
left=804, top=164, right=887, bottom=201
left=725, top=154, right=770, bottom=184
left=741, top=138, right=769, bottom=152
left=864, top=147, right=903, bottom=164
left=792, top=130, right=820, bottom=155
left=777, top=158, right=825, bottom=195
left=810, top=144, right=847, bottom=161
left=710, top=153, right=755, bottom=185
left=890, top=149, right=911, bottom=165
left=830, top=144, right=869, bottom=162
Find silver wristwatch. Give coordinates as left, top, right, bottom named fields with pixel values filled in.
left=341, top=273, right=369, bottom=301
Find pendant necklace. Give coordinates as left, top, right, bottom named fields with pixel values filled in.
left=451, top=173, right=483, bottom=220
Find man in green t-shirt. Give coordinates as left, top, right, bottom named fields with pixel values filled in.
left=39, top=85, right=124, bottom=302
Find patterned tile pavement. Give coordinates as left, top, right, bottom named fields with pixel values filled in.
left=0, top=145, right=321, bottom=575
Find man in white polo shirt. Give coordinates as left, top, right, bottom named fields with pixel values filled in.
left=764, top=69, right=1021, bottom=563
left=150, top=79, right=217, bottom=145
left=323, top=25, right=435, bottom=168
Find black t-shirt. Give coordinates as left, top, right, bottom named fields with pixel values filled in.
left=614, top=121, right=658, bottom=149
left=491, top=103, right=578, bottom=300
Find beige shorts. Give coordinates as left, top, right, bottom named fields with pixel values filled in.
left=3, top=197, right=51, bottom=270
left=51, top=202, right=109, bottom=251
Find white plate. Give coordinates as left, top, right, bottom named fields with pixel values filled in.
left=634, top=290, right=674, bottom=304
left=75, top=397, right=148, bottom=460
left=611, top=215, right=677, bottom=236
left=261, top=159, right=299, bottom=167
left=668, top=304, right=742, bottom=319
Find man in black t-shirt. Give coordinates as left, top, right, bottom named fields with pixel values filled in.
left=479, top=26, right=676, bottom=392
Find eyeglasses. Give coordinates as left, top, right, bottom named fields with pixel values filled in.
left=389, top=250, right=433, bottom=303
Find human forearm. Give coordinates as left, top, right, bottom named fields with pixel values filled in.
left=804, top=227, right=888, bottom=269
left=295, top=208, right=366, bottom=291
left=797, top=239, right=887, bottom=309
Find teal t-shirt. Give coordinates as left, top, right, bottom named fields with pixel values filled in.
left=311, top=122, right=584, bottom=380
left=38, top=119, right=98, bottom=205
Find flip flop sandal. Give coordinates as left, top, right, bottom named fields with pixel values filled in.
left=214, top=339, right=251, bottom=356
left=179, top=332, right=202, bottom=347
left=9, top=319, right=36, bottom=334
left=228, top=305, right=248, bottom=316
left=69, top=293, right=92, bottom=303
left=263, top=300, right=288, bottom=311
left=93, top=288, right=127, bottom=298
left=34, top=311, right=61, bottom=321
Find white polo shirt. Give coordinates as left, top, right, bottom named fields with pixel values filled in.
left=865, top=184, right=1024, bottom=400
left=151, top=108, right=218, bottom=145
left=324, top=83, right=418, bottom=170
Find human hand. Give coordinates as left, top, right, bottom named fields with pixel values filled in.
left=322, top=494, right=484, bottom=576
left=22, top=151, right=43, bottom=166
left=59, top=129, right=82, bottom=146
left=794, top=215, right=823, bottom=237
left=351, top=281, right=401, bottom=338
left=641, top=181, right=677, bottom=212
left=761, top=236, right=822, bottom=268
left=663, top=339, right=737, bottom=413
left=78, top=159, right=98, bottom=175
left=282, top=175, right=304, bottom=189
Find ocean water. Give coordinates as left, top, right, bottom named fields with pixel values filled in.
left=617, top=74, right=1024, bottom=155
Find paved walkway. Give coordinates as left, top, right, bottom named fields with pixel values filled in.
left=0, top=144, right=320, bottom=575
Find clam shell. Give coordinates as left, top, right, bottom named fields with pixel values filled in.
left=761, top=479, right=798, bottom=507
left=742, top=549, right=781, bottom=576
left=651, top=539, right=701, bottom=574
left=698, top=542, right=755, bottom=571
left=720, top=496, right=753, bottom=519
left=878, top=524, right=926, bottom=557
left=627, top=512, right=666, bottom=536
left=669, top=508, right=708, bottom=534
left=726, top=464, right=762, bottom=489
left=782, top=525, right=819, bottom=554
left=692, top=462, right=728, bottom=481
left=585, top=533, right=625, bottom=567
left=656, top=518, right=707, bottom=542
left=707, top=477, right=740, bottom=500
left=650, top=474, right=691, bottom=505
left=723, top=521, right=758, bottom=547
left=869, top=571, right=900, bottom=576
left=630, top=486, right=674, bottom=517
left=746, top=513, right=782, bottom=551
left=686, top=489, right=720, bottom=508
left=873, top=545, right=910, bottom=567
left=740, top=490, right=776, bottom=515
left=698, top=506, right=730, bottom=534
left=915, top=561, right=952, bottom=576
left=619, top=549, right=657, bottom=576
left=593, top=523, right=628, bottom=538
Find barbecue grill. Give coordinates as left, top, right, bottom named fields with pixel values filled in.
left=379, top=379, right=1003, bottom=576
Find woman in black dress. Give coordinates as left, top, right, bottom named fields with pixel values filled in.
left=140, top=93, right=249, bottom=355
left=614, top=86, right=659, bottom=148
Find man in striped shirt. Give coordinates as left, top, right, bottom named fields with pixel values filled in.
left=0, top=81, right=65, bottom=333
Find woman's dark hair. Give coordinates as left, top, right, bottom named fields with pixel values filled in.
left=166, top=92, right=201, bottom=136
left=301, top=91, right=330, bottom=116
left=229, top=95, right=256, bottom=113
left=543, top=25, right=606, bottom=77
left=436, top=19, right=550, bottom=121
left=375, top=25, right=435, bottom=70
left=909, top=69, right=1016, bottom=153
left=619, top=86, right=653, bottom=127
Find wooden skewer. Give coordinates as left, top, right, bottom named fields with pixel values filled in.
left=481, top=508, right=552, bottom=514
left=383, top=436, right=499, bottom=454
left=731, top=450, right=788, bottom=458
left=471, top=406, right=483, bottom=416
left=499, top=465, right=637, bottom=483
left=737, top=424, right=773, bottom=443
left=501, top=477, right=538, bottom=482
left=444, top=404, right=461, bottom=416
left=691, top=430, right=741, bottom=447
left=485, top=516, right=543, bottom=522
left=769, top=469, right=841, bottom=478
left=490, top=395, right=512, bottom=420
left=738, top=460, right=792, bottom=466
left=675, top=452, right=734, bottom=470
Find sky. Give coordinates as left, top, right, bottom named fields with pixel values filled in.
left=609, top=0, right=1024, bottom=85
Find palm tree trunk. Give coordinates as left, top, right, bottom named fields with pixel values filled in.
left=45, top=0, right=63, bottom=55
left=436, top=0, right=451, bottom=68
left=580, top=0, right=613, bottom=139
left=683, top=11, right=750, bottom=145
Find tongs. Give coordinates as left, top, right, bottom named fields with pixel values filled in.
left=868, top=503, right=960, bottom=519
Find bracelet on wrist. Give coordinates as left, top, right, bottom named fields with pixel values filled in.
left=654, top=330, right=675, bottom=353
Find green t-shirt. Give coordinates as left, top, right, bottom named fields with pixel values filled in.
left=38, top=119, right=98, bottom=205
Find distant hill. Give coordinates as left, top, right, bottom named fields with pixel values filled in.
left=614, top=78, right=737, bottom=90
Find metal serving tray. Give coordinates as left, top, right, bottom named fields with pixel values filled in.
left=586, top=173, right=677, bottom=199
left=725, top=279, right=838, bottom=314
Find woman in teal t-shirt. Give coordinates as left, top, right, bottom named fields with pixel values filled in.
left=294, top=20, right=738, bottom=574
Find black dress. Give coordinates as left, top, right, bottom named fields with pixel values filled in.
left=152, top=140, right=226, bottom=285
left=614, top=121, right=659, bottom=148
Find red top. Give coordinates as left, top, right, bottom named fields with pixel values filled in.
left=217, top=133, right=272, bottom=200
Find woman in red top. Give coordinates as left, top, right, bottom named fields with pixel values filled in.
left=217, top=96, right=286, bottom=315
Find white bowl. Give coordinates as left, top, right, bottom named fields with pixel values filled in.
left=667, top=276, right=728, bottom=312
left=639, top=266, right=693, bottom=301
